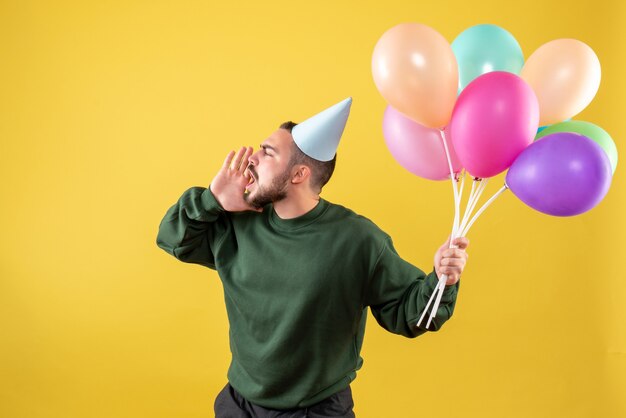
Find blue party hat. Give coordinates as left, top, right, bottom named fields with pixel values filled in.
left=292, top=97, right=352, bottom=162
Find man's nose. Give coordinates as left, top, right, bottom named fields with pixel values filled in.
left=248, top=150, right=259, bottom=166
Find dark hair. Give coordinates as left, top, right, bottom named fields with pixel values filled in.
left=279, top=121, right=336, bottom=193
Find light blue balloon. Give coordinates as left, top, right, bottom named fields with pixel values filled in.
left=452, top=24, right=524, bottom=93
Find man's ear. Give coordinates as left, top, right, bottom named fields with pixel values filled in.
left=291, top=165, right=311, bottom=185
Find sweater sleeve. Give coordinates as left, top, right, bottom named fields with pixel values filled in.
left=365, top=237, right=460, bottom=338
left=156, top=186, right=228, bottom=269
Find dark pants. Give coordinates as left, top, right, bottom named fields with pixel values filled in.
left=214, top=383, right=356, bottom=418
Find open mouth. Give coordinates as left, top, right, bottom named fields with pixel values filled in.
left=245, top=167, right=257, bottom=190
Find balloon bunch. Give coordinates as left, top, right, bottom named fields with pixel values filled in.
left=372, top=23, right=617, bottom=328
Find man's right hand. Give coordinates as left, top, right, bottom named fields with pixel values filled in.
left=209, top=146, right=261, bottom=212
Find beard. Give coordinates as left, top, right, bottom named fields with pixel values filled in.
left=244, top=166, right=291, bottom=209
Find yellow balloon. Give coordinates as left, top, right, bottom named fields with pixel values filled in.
left=372, top=23, right=458, bottom=129
left=521, top=39, right=601, bottom=126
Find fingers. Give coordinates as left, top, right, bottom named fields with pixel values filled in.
left=230, top=147, right=247, bottom=171
left=452, top=237, right=469, bottom=250
left=442, top=248, right=468, bottom=259
left=238, top=147, right=253, bottom=174
left=440, top=255, right=467, bottom=267
left=438, top=264, right=463, bottom=282
left=439, top=246, right=468, bottom=280
left=445, top=275, right=460, bottom=286
left=223, top=147, right=253, bottom=173
left=222, top=151, right=236, bottom=169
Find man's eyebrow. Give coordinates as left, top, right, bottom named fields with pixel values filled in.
left=260, top=144, right=278, bottom=154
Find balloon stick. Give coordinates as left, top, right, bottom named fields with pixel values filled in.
left=418, top=129, right=459, bottom=328
left=417, top=130, right=507, bottom=329
left=461, top=184, right=508, bottom=236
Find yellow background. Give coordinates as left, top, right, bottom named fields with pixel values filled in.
left=1, top=1, right=624, bottom=417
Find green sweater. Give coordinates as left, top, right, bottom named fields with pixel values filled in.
left=156, top=187, right=459, bottom=409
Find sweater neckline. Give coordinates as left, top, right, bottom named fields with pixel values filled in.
left=268, top=199, right=329, bottom=231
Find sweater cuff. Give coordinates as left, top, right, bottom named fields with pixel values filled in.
left=201, top=186, right=226, bottom=213
left=427, top=268, right=459, bottom=302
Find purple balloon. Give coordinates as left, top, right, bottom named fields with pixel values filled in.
left=505, top=132, right=612, bottom=216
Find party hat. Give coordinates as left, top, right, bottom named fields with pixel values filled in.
left=292, top=97, right=352, bottom=161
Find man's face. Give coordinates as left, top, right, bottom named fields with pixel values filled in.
left=244, top=128, right=295, bottom=209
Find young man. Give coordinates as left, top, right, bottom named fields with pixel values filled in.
left=156, top=98, right=469, bottom=417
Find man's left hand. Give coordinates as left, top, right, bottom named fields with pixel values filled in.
left=434, top=237, right=469, bottom=286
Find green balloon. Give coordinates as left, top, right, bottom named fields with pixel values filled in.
left=535, top=120, right=618, bottom=174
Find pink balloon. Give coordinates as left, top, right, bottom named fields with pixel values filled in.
left=450, top=71, right=539, bottom=178
left=383, top=105, right=463, bottom=181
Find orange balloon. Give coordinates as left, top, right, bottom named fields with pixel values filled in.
left=372, top=23, right=458, bottom=129
left=521, top=39, right=601, bottom=126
